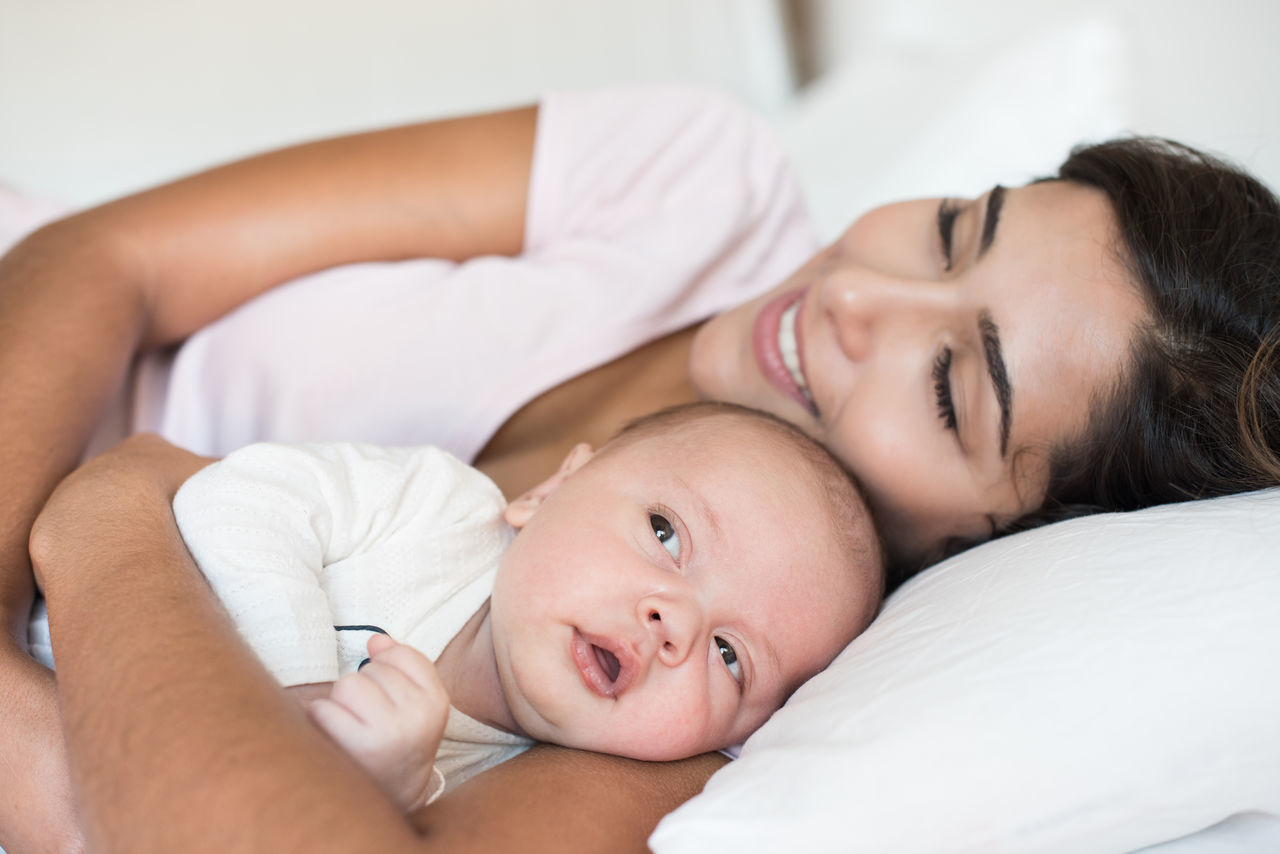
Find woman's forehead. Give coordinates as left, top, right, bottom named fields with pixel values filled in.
left=1004, top=181, right=1127, bottom=269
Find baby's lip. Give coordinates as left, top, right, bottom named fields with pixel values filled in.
left=571, top=629, right=639, bottom=698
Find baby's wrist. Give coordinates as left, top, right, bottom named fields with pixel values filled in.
left=403, top=765, right=446, bottom=812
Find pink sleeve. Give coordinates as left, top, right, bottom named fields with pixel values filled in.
left=524, top=86, right=820, bottom=318
left=114, top=88, right=821, bottom=461
left=0, top=186, right=67, bottom=256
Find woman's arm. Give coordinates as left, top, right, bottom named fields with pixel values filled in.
left=0, top=224, right=155, bottom=854
left=1, top=102, right=537, bottom=634
left=415, top=746, right=728, bottom=853
left=31, top=439, right=725, bottom=853
left=1, top=100, right=537, bottom=635
left=30, top=440, right=418, bottom=853
left=3, top=102, right=722, bottom=849
left=0, top=104, right=535, bottom=851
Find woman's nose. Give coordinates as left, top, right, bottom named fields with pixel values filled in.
left=639, top=593, right=701, bottom=668
left=820, top=267, right=953, bottom=363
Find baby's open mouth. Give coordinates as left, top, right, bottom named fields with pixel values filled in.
left=572, top=630, right=637, bottom=698
left=593, top=644, right=622, bottom=682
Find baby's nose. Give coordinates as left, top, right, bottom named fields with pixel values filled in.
left=639, top=594, right=701, bottom=667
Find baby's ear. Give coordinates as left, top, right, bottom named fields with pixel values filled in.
left=503, top=442, right=594, bottom=529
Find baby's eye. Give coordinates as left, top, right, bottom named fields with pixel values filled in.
left=650, top=513, right=680, bottom=560
left=715, top=636, right=742, bottom=683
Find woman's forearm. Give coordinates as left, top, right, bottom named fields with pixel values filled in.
left=416, top=745, right=727, bottom=853
left=34, top=469, right=420, bottom=853
left=48, top=541, right=721, bottom=854
left=31, top=442, right=722, bottom=853
left=44, top=548, right=722, bottom=854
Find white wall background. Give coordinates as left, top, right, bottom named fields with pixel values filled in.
left=0, top=0, right=791, bottom=205
left=785, top=0, right=1280, bottom=238
left=803, top=0, right=1280, bottom=180
left=1, top=0, right=1278, bottom=240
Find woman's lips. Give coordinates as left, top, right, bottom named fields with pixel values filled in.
left=752, top=287, right=816, bottom=414
left=571, top=630, right=638, bottom=698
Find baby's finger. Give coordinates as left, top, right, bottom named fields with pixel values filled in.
left=366, top=632, right=397, bottom=658
left=366, top=638, right=446, bottom=696
left=327, top=669, right=395, bottom=724
left=308, top=696, right=379, bottom=754
left=353, top=656, right=448, bottom=715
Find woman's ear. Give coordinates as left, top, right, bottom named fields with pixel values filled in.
left=503, top=442, right=594, bottom=529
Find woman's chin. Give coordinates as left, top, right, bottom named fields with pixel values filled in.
left=688, top=308, right=757, bottom=403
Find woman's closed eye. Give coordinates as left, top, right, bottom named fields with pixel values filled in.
left=715, top=636, right=742, bottom=686
left=650, top=513, right=680, bottom=560
left=932, top=347, right=958, bottom=433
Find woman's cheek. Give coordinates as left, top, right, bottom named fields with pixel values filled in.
left=828, top=398, right=936, bottom=507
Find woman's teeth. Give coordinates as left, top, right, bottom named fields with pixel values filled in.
left=779, top=302, right=815, bottom=408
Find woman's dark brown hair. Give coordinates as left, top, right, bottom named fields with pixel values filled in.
left=901, top=137, right=1280, bottom=589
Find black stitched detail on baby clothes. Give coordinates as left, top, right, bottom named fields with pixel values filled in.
left=334, top=624, right=389, bottom=669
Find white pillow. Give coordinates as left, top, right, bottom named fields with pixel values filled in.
left=774, top=18, right=1131, bottom=242
left=650, top=488, right=1280, bottom=853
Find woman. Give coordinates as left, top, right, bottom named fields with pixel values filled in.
left=6, top=87, right=1280, bottom=853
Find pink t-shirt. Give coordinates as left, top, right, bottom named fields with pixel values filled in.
left=7, top=87, right=820, bottom=459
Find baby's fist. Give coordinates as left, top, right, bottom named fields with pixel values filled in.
left=309, top=634, right=450, bottom=811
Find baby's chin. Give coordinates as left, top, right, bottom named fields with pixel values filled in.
left=547, top=729, right=736, bottom=762
left=508, top=685, right=750, bottom=760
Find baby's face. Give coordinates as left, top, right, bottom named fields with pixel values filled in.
left=488, top=415, right=878, bottom=760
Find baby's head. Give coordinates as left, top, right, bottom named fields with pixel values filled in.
left=489, top=401, right=884, bottom=760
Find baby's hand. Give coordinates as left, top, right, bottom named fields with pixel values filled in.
left=308, top=634, right=449, bottom=811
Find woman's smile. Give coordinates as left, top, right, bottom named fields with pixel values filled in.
left=752, top=287, right=815, bottom=415
left=779, top=300, right=814, bottom=409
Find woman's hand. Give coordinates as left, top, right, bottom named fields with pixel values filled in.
left=29, top=434, right=214, bottom=594
left=309, top=634, right=451, bottom=813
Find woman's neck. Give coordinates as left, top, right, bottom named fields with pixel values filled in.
left=474, top=324, right=702, bottom=499
left=434, top=599, right=522, bottom=734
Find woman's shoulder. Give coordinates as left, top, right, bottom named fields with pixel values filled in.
left=540, top=83, right=763, bottom=135
left=532, top=84, right=793, bottom=200
left=528, top=83, right=814, bottom=258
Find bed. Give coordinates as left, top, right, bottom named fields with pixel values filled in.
left=3, top=2, right=1278, bottom=851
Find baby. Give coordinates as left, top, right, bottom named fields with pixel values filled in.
left=37, top=402, right=884, bottom=810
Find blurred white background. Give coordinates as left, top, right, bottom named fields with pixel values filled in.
left=1, top=0, right=1277, bottom=240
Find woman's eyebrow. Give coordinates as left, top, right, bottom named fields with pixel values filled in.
left=978, top=185, right=1006, bottom=258
left=979, top=311, right=1013, bottom=456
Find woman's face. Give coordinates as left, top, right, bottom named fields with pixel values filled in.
left=690, top=180, right=1149, bottom=565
